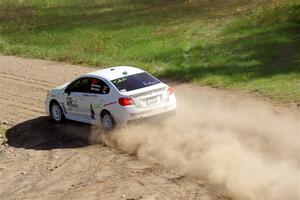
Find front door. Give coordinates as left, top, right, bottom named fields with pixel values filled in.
left=64, top=77, right=90, bottom=121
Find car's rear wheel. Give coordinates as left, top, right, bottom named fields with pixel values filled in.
left=101, top=111, right=115, bottom=130
left=50, top=102, right=64, bottom=122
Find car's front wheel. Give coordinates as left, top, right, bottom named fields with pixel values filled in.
left=50, top=102, right=64, bottom=122
left=101, top=111, right=115, bottom=130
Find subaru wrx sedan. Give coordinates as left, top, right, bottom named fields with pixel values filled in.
left=45, top=66, right=176, bottom=129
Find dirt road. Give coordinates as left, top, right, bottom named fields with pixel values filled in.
left=0, top=55, right=299, bottom=200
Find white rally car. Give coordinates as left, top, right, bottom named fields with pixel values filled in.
left=45, top=66, right=176, bottom=129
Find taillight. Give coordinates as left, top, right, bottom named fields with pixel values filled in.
left=167, top=87, right=173, bottom=95
left=118, top=97, right=134, bottom=106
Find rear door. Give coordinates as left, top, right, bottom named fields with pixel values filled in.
left=81, top=78, right=111, bottom=121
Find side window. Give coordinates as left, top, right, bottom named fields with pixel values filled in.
left=68, top=78, right=90, bottom=93
left=90, top=78, right=110, bottom=94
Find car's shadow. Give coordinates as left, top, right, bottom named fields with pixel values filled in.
left=5, top=117, right=102, bottom=150
left=6, top=114, right=173, bottom=150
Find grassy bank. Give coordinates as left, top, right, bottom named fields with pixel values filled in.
left=1, top=0, right=299, bottom=102
left=0, top=127, right=5, bottom=135
left=0, top=127, right=7, bottom=146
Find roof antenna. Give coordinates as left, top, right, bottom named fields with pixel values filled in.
left=123, top=71, right=127, bottom=75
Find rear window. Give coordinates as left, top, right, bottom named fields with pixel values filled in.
left=111, top=72, right=160, bottom=92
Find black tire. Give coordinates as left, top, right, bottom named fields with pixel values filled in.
left=50, top=101, right=64, bottom=122
left=101, top=111, right=115, bottom=130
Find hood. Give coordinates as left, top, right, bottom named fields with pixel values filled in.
left=54, top=82, right=70, bottom=90
left=50, top=82, right=70, bottom=97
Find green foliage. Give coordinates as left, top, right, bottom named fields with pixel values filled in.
left=0, top=0, right=299, bottom=102
left=0, top=127, right=6, bottom=135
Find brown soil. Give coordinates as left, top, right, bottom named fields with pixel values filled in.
left=0, top=55, right=299, bottom=200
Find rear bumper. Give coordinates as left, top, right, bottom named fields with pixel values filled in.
left=128, top=103, right=176, bottom=120
left=113, top=95, right=176, bottom=125
left=127, top=109, right=176, bottom=125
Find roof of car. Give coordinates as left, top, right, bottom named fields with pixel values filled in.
left=85, top=66, right=145, bottom=81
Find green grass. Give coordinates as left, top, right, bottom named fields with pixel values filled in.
left=0, top=127, right=5, bottom=134
left=0, top=127, right=7, bottom=145
left=1, top=0, right=299, bottom=102
left=0, top=127, right=6, bottom=136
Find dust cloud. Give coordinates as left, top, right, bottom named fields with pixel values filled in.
left=92, top=85, right=300, bottom=200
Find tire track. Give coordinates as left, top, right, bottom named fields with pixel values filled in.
left=0, top=87, right=45, bottom=100
left=0, top=95, right=43, bottom=109
left=1, top=76, right=50, bottom=91
left=0, top=73, right=55, bottom=88
left=2, top=151, right=54, bottom=198
left=0, top=89, right=44, bottom=103
left=0, top=99, right=45, bottom=115
left=1, top=110, right=41, bottom=124
left=0, top=71, right=57, bottom=84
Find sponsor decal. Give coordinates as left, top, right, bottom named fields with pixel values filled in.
left=91, top=84, right=101, bottom=92
left=90, top=78, right=110, bottom=94
left=112, top=77, right=127, bottom=84
left=91, top=87, right=101, bottom=92
left=90, top=103, right=95, bottom=119
left=142, top=80, right=157, bottom=86
left=66, top=97, right=78, bottom=108
left=90, top=100, right=104, bottom=112
left=102, top=86, right=109, bottom=94
left=91, top=83, right=101, bottom=88
left=104, top=101, right=117, bottom=106
left=82, top=93, right=98, bottom=97
left=91, top=79, right=99, bottom=84
left=61, top=103, right=67, bottom=113
left=91, top=79, right=101, bottom=92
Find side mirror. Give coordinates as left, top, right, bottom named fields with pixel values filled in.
left=65, top=88, right=71, bottom=96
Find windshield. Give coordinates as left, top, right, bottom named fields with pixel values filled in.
left=111, top=72, right=160, bottom=92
